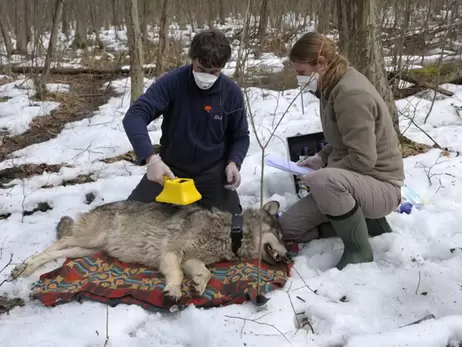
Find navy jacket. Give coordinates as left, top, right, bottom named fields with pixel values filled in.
left=122, top=65, right=250, bottom=175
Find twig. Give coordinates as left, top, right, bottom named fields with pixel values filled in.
left=103, top=306, right=109, bottom=346
left=419, top=152, right=445, bottom=186
left=399, top=110, right=442, bottom=149
left=414, top=270, right=421, bottom=295
left=399, top=314, right=436, bottom=328
left=285, top=281, right=315, bottom=335
left=0, top=253, right=13, bottom=277
left=224, top=313, right=291, bottom=343
left=291, top=266, right=319, bottom=296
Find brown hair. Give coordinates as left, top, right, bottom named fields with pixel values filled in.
left=289, top=32, right=349, bottom=96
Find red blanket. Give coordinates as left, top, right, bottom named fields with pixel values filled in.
left=31, top=243, right=299, bottom=312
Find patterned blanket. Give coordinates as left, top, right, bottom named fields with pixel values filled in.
left=31, top=243, right=299, bottom=312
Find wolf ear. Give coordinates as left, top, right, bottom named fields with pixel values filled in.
left=262, top=200, right=280, bottom=216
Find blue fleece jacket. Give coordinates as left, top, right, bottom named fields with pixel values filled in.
left=122, top=65, right=250, bottom=175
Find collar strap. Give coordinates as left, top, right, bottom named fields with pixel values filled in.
left=231, top=213, right=243, bottom=255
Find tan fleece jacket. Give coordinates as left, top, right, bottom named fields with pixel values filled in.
left=316, top=67, right=405, bottom=187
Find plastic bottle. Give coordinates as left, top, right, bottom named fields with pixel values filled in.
left=397, top=186, right=423, bottom=215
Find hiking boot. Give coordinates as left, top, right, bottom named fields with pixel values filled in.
left=327, top=201, right=374, bottom=270
left=318, top=217, right=393, bottom=239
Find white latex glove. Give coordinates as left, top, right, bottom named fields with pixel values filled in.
left=296, top=153, right=325, bottom=170
left=146, top=154, right=175, bottom=185
left=224, top=162, right=241, bottom=190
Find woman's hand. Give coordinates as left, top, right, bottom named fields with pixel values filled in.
left=296, top=153, right=324, bottom=170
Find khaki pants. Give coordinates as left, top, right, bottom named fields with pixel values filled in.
left=279, top=168, right=401, bottom=243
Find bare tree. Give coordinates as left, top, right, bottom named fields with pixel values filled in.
left=154, top=0, right=169, bottom=75
left=0, top=1, right=13, bottom=57
left=37, top=0, right=64, bottom=99
left=337, top=0, right=400, bottom=133
left=14, top=0, right=28, bottom=54
left=125, top=0, right=145, bottom=104
left=255, top=0, right=269, bottom=59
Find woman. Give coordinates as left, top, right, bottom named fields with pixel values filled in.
left=278, top=32, right=404, bottom=270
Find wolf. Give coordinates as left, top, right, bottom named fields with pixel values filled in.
left=10, top=199, right=290, bottom=301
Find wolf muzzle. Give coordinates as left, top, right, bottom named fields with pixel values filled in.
left=264, top=244, right=292, bottom=264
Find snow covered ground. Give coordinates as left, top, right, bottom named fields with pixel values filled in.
left=1, top=27, right=462, bottom=347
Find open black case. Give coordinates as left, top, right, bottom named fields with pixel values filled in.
left=286, top=131, right=327, bottom=198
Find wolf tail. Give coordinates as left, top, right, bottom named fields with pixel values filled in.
left=56, top=216, right=74, bottom=239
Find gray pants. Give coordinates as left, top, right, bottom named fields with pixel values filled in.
left=279, top=168, right=401, bottom=243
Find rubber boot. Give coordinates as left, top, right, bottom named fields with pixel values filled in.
left=318, top=217, right=393, bottom=239
left=327, top=201, right=374, bottom=270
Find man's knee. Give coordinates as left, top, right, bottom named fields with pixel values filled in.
left=127, top=174, right=163, bottom=202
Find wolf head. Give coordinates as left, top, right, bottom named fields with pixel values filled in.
left=242, top=200, right=291, bottom=265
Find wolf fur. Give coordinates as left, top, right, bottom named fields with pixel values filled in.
left=10, top=200, right=289, bottom=301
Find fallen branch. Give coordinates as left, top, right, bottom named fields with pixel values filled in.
left=388, top=71, right=454, bottom=97
left=0, top=65, right=158, bottom=76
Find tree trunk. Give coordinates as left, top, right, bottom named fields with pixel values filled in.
left=218, top=0, right=226, bottom=24
left=88, top=0, right=105, bottom=49
left=0, top=2, right=14, bottom=57
left=61, top=0, right=70, bottom=38
left=141, top=0, right=151, bottom=43
left=155, top=0, right=169, bottom=75
left=74, top=1, right=89, bottom=49
left=337, top=0, right=399, bottom=134
left=255, top=0, right=269, bottom=59
left=234, top=0, right=252, bottom=79
left=317, top=0, right=331, bottom=34
left=14, top=0, right=28, bottom=54
left=207, top=0, right=215, bottom=28
left=186, top=0, right=196, bottom=32
left=125, top=0, right=145, bottom=104
left=25, top=0, right=33, bottom=45
left=38, top=0, right=64, bottom=99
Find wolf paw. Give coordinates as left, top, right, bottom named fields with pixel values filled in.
left=10, top=263, right=29, bottom=279
left=163, top=284, right=182, bottom=301
left=192, top=273, right=211, bottom=296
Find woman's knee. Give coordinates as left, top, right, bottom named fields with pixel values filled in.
left=303, top=168, right=356, bottom=216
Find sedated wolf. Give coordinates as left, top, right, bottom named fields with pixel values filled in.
left=10, top=199, right=291, bottom=301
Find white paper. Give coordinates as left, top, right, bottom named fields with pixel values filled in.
left=264, top=155, right=313, bottom=175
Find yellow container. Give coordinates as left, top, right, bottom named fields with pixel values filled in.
left=155, top=176, right=202, bottom=205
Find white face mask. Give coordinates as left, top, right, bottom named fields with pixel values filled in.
left=296, top=73, right=319, bottom=93
left=192, top=70, right=219, bottom=90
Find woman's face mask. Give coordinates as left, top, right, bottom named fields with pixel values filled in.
left=296, top=73, right=319, bottom=93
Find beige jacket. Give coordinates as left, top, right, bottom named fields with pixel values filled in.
left=317, top=67, right=405, bottom=187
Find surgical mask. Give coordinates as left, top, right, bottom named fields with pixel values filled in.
left=296, top=73, right=319, bottom=93
left=192, top=70, right=219, bottom=90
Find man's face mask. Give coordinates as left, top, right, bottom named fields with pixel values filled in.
left=192, top=70, right=219, bottom=90
left=296, top=73, right=319, bottom=93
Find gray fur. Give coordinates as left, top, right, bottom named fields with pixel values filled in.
left=10, top=200, right=288, bottom=301
left=56, top=216, right=74, bottom=239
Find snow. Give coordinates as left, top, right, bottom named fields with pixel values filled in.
left=1, top=26, right=462, bottom=347
left=0, top=78, right=66, bottom=136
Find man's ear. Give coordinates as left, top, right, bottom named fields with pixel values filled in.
left=263, top=200, right=280, bottom=215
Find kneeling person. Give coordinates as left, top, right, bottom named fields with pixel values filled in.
left=122, top=29, right=250, bottom=214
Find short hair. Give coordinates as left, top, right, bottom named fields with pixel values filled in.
left=188, top=29, right=232, bottom=69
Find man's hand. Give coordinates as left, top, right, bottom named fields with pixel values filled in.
left=146, top=154, right=175, bottom=185
left=224, top=162, right=241, bottom=190
left=296, top=153, right=324, bottom=170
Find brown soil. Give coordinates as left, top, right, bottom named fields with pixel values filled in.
left=0, top=163, right=70, bottom=188
left=0, top=73, right=119, bottom=162
left=0, top=295, right=25, bottom=315
left=41, top=173, right=96, bottom=189
left=101, top=150, right=137, bottom=164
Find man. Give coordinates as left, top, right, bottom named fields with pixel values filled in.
left=122, top=29, right=250, bottom=214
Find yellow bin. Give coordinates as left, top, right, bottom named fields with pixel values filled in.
left=155, top=176, right=202, bottom=205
